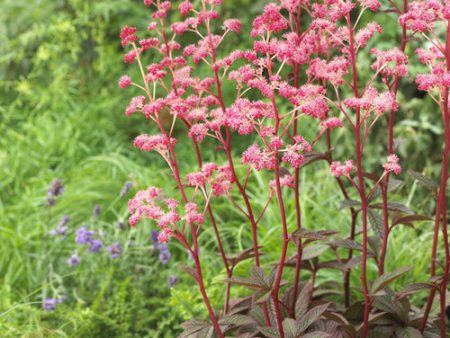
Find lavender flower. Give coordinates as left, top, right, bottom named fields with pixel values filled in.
left=150, top=230, right=159, bottom=246
left=42, top=298, right=58, bottom=311
left=47, top=179, right=64, bottom=206
left=119, top=182, right=133, bottom=197
left=117, top=221, right=126, bottom=230
left=75, top=226, right=95, bottom=244
left=50, top=215, right=70, bottom=237
left=107, top=243, right=122, bottom=258
left=92, top=204, right=101, bottom=218
left=88, top=239, right=103, bottom=253
left=159, top=248, right=171, bottom=265
left=167, top=275, right=178, bottom=288
left=67, top=254, right=80, bottom=266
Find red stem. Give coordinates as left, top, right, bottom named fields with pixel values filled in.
left=347, top=14, right=370, bottom=337
left=378, top=0, right=409, bottom=276
left=420, top=19, right=450, bottom=333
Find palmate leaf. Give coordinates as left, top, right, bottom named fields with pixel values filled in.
left=251, top=267, right=271, bottom=289
left=408, top=170, right=439, bottom=193
left=301, top=331, right=332, bottom=338
left=179, top=265, right=198, bottom=281
left=225, top=247, right=263, bottom=267
left=395, top=327, right=423, bottom=338
left=301, top=244, right=329, bottom=260
left=258, top=326, right=280, bottom=338
left=339, top=199, right=361, bottom=210
left=329, top=238, right=363, bottom=251
left=396, top=282, right=433, bottom=298
left=219, top=314, right=255, bottom=326
left=392, top=214, right=432, bottom=227
left=291, top=228, right=330, bottom=241
left=370, top=266, right=411, bottom=295
left=370, top=202, right=414, bottom=215
left=295, top=282, right=313, bottom=319
left=227, top=276, right=264, bottom=290
left=179, top=318, right=211, bottom=337
left=367, top=209, right=384, bottom=238
left=296, top=302, right=331, bottom=334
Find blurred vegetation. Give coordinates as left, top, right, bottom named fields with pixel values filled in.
left=0, top=0, right=448, bottom=336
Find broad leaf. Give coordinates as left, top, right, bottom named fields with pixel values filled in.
left=370, top=202, right=414, bottom=215
left=258, top=326, right=280, bottom=337
left=339, top=199, right=361, bottom=210
left=219, top=314, right=255, bottom=326
left=301, top=244, right=329, bottom=260
left=408, top=170, right=438, bottom=193
left=367, top=209, right=384, bottom=238
left=296, top=302, right=331, bottom=334
left=291, top=228, right=329, bottom=241
left=395, top=327, right=423, bottom=338
left=179, top=265, right=198, bottom=281
left=370, top=266, right=411, bottom=295
left=295, top=282, right=313, bottom=319
left=302, top=331, right=332, bottom=338
left=330, top=239, right=363, bottom=251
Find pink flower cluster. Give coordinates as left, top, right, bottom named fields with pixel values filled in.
left=330, top=160, right=354, bottom=177
left=133, top=134, right=176, bottom=155
left=383, top=154, right=402, bottom=175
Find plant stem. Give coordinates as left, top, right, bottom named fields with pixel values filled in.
left=347, top=14, right=370, bottom=337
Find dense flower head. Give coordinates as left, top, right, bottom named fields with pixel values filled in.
left=251, top=4, right=287, bottom=37
left=371, top=48, right=408, bottom=78
left=358, top=0, right=381, bottom=11
left=399, top=0, right=442, bottom=33
left=125, top=96, right=145, bottom=116
left=281, top=136, right=311, bottom=169
left=223, top=19, right=241, bottom=33
left=226, top=99, right=274, bottom=135
left=355, top=23, right=382, bottom=48
left=120, top=25, right=138, bottom=47
left=307, top=57, right=350, bottom=86
left=330, top=160, right=354, bottom=177
left=269, top=173, right=294, bottom=189
left=242, top=144, right=276, bottom=171
left=118, top=75, right=132, bottom=89
left=133, top=134, right=176, bottom=154
left=383, top=154, right=402, bottom=175
left=320, top=117, right=344, bottom=130
left=179, top=0, right=193, bottom=15
left=344, top=86, right=398, bottom=114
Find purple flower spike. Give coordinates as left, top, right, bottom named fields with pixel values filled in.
left=119, top=182, right=133, bottom=197
left=88, top=239, right=103, bottom=253
left=42, top=298, right=58, bottom=311
left=167, top=275, right=178, bottom=288
left=159, top=248, right=171, bottom=265
left=67, top=254, right=80, bottom=266
left=75, top=227, right=95, bottom=245
left=92, top=204, right=101, bottom=218
left=107, top=243, right=122, bottom=259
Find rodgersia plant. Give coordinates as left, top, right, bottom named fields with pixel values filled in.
left=119, top=0, right=450, bottom=337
